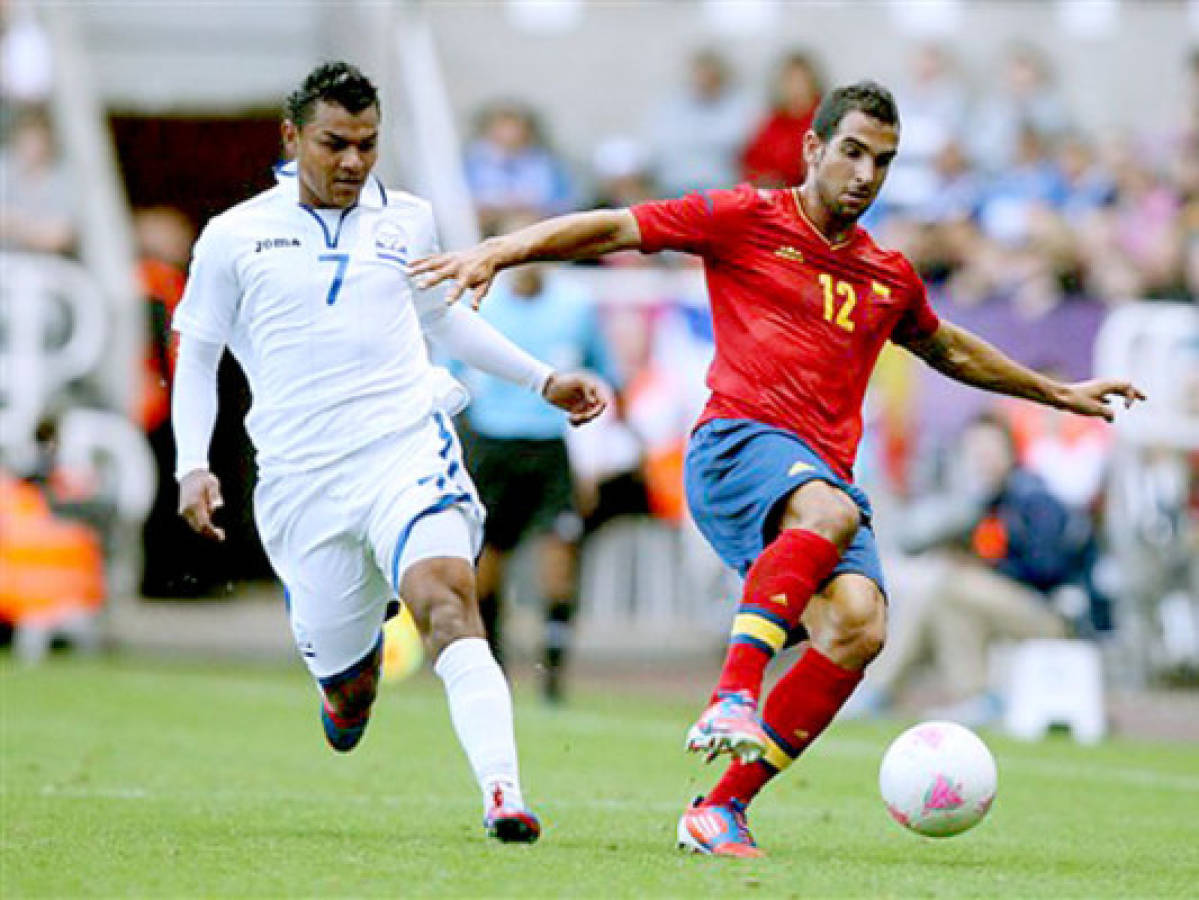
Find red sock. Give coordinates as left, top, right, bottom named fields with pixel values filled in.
left=706, top=647, right=863, bottom=808
left=714, top=529, right=841, bottom=702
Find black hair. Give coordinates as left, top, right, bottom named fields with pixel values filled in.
left=811, top=80, right=899, bottom=141
left=285, top=61, right=379, bottom=128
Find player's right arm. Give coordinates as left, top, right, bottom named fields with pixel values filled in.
left=901, top=320, right=1145, bottom=421
left=411, top=209, right=641, bottom=308
left=173, top=335, right=225, bottom=541
left=170, top=221, right=240, bottom=542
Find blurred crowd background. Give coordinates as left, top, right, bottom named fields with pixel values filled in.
left=1, top=1, right=1196, bottom=729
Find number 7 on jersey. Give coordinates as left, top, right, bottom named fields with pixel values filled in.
left=319, top=253, right=350, bottom=306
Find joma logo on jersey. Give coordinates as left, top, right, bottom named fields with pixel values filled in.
left=774, top=246, right=804, bottom=263
left=255, top=237, right=301, bottom=252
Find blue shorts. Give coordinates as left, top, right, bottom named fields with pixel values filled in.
left=684, top=418, right=885, bottom=594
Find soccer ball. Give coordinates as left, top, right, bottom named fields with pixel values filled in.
left=878, top=720, right=997, bottom=838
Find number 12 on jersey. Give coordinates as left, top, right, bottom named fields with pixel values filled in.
left=320, top=253, right=350, bottom=306
left=816, top=274, right=890, bottom=332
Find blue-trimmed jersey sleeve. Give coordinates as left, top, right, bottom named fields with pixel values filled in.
left=411, top=201, right=453, bottom=331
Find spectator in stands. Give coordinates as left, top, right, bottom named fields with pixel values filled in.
left=920, top=138, right=983, bottom=227
left=590, top=135, right=656, bottom=209
left=131, top=206, right=211, bottom=598
left=464, top=101, right=574, bottom=236
left=852, top=413, right=1085, bottom=726
left=0, top=2, right=53, bottom=134
left=0, top=104, right=76, bottom=255
left=968, top=44, right=1071, bottom=173
left=1162, top=133, right=1198, bottom=302
left=978, top=125, right=1067, bottom=248
left=1054, top=132, right=1117, bottom=228
left=1083, top=138, right=1182, bottom=303
left=1183, top=47, right=1199, bottom=147
left=565, top=304, right=655, bottom=533
left=645, top=48, right=755, bottom=197
left=455, top=255, right=620, bottom=702
left=884, top=43, right=969, bottom=216
left=134, top=206, right=194, bottom=433
left=885, top=138, right=984, bottom=289
left=1181, top=194, right=1199, bottom=302
left=22, top=411, right=117, bottom=549
left=740, top=50, right=823, bottom=188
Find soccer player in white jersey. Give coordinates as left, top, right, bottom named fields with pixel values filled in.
left=170, top=62, right=606, bottom=845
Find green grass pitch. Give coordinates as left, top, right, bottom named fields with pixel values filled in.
left=3, top=657, right=1197, bottom=897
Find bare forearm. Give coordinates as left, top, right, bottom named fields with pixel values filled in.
left=910, top=322, right=1065, bottom=408
left=486, top=210, right=640, bottom=269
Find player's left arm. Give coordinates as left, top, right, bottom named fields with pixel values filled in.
left=422, top=303, right=609, bottom=426
left=899, top=320, right=1146, bottom=421
left=413, top=200, right=609, bottom=425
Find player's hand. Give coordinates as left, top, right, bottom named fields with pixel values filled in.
left=178, top=469, right=226, bottom=541
left=542, top=371, right=608, bottom=427
left=411, top=240, right=507, bottom=310
left=1054, top=378, right=1146, bottom=422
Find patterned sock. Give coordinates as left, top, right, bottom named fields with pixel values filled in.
left=714, top=529, right=842, bottom=702
left=434, top=637, right=525, bottom=810
left=320, top=635, right=383, bottom=727
left=706, top=647, right=862, bottom=808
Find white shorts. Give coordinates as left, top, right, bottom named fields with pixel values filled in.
left=254, top=411, right=484, bottom=680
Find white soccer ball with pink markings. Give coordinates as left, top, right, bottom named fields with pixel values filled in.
left=879, top=720, right=997, bottom=838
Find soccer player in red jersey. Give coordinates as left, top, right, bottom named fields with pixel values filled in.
left=412, top=81, right=1144, bottom=857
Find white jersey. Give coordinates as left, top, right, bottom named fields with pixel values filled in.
left=172, top=166, right=446, bottom=477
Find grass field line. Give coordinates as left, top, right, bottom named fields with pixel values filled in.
left=17, top=784, right=687, bottom=814
left=13, top=749, right=1198, bottom=804
left=549, top=712, right=1199, bottom=795
left=820, top=736, right=1199, bottom=791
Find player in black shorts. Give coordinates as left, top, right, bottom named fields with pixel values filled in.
left=465, top=431, right=581, bottom=700
left=455, top=262, right=620, bottom=702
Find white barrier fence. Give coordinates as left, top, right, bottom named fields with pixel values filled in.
left=0, top=251, right=155, bottom=605
left=1094, top=302, right=1199, bottom=683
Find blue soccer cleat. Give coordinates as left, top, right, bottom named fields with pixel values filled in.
left=676, top=796, right=763, bottom=858
left=320, top=702, right=369, bottom=753
left=684, top=690, right=768, bottom=764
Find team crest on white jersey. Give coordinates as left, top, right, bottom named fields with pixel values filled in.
left=373, top=221, right=408, bottom=266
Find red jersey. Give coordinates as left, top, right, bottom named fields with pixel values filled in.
left=632, top=184, right=939, bottom=480
left=741, top=109, right=815, bottom=187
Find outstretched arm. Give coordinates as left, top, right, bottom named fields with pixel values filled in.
left=423, top=304, right=609, bottom=426
left=900, top=320, right=1145, bottom=421
left=410, top=209, right=641, bottom=308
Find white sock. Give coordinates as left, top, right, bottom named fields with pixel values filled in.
left=434, top=637, right=525, bottom=810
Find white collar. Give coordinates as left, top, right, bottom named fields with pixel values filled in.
left=273, top=160, right=390, bottom=209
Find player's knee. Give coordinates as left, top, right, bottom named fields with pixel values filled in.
left=783, top=482, right=861, bottom=550
left=824, top=588, right=886, bottom=670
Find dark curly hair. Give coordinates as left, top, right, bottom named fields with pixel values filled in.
left=285, top=61, right=379, bottom=128
left=811, top=80, right=899, bottom=141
